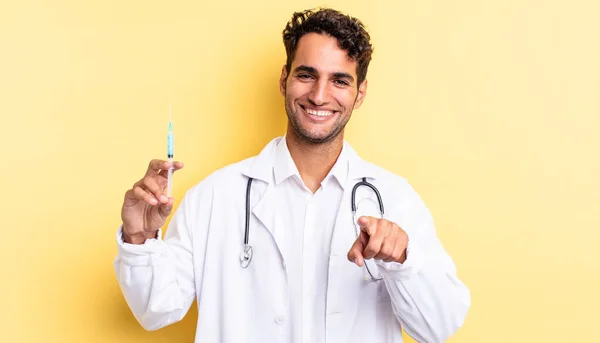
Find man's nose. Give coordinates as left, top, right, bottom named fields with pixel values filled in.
left=308, top=79, right=329, bottom=106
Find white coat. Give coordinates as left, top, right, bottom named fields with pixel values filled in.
left=114, top=137, right=471, bottom=343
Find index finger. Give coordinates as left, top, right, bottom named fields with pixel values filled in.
left=158, top=161, right=185, bottom=178
left=145, top=159, right=171, bottom=175
left=357, top=216, right=377, bottom=236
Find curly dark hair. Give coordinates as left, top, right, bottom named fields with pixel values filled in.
left=282, top=8, right=374, bottom=87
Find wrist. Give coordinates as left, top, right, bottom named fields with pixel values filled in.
left=122, top=226, right=158, bottom=244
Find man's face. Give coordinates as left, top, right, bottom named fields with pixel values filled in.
left=280, top=32, right=367, bottom=144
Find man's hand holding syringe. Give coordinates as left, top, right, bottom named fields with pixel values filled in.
left=120, top=101, right=184, bottom=244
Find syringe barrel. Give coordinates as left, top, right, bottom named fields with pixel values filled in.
left=167, top=130, right=174, bottom=158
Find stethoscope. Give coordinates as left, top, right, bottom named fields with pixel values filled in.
left=240, top=177, right=384, bottom=281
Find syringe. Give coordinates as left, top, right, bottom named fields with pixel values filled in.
left=167, top=100, right=174, bottom=197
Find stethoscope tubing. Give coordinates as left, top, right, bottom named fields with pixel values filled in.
left=241, top=176, right=384, bottom=280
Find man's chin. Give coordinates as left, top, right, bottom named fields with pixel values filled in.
left=287, top=113, right=344, bottom=144
left=295, top=129, right=341, bottom=145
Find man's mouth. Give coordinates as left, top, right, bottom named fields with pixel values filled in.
left=300, top=105, right=336, bottom=118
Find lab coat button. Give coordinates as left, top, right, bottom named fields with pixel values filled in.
left=275, top=316, right=285, bottom=325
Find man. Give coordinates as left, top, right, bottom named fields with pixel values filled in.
left=115, top=8, right=470, bottom=343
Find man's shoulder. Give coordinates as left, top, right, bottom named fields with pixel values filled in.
left=343, top=140, right=409, bottom=188
left=356, top=157, right=410, bottom=188
left=185, top=137, right=282, bottom=197
left=187, top=155, right=257, bottom=193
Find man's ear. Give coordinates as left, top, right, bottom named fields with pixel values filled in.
left=354, top=79, right=368, bottom=109
left=279, top=65, right=288, bottom=96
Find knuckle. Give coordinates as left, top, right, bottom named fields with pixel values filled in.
left=131, top=186, right=142, bottom=195
left=394, top=226, right=403, bottom=237
left=364, top=246, right=377, bottom=257
left=142, top=176, right=154, bottom=187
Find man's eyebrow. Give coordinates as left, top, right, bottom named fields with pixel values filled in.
left=293, top=65, right=318, bottom=74
left=332, top=72, right=354, bottom=83
left=293, top=65, right=356, bottom=83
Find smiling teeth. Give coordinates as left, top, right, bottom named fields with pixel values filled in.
left=306, top=108, right=334, bottom=117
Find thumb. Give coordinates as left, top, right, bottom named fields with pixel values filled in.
left=348, top=232, right=368, bottom=267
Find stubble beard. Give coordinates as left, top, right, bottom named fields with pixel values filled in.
left=284, top=97, right=351, bottom=146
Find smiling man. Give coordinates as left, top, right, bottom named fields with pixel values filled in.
left=282, top=33, right=363, bottom=144
left=115, top=8, right=470, bottom=343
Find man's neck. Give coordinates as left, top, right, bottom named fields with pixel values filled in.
left=286, top=128, right=344, bottom=193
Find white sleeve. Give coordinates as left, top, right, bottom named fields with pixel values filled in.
left=113, top=191, right=197, bottom=331
left=376, top=181, right=471, bottom=343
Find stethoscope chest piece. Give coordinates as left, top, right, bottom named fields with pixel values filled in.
left=240, top=245, right=253, bottom=268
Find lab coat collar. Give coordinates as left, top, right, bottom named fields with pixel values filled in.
left=273, top=136, right=301, bottom=185
left=327, top=141, right=350, bottom=189
left=273, top=136, right=350, bottom=189
left=242, top=136, right=379, bottom=185
left=345, top=141, right=379, bottom=183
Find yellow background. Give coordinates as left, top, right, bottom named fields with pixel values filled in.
left=1, top=0, right=599, bottom=342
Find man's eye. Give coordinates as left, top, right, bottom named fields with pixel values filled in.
left=334, top=79, right=349, bottom=86
left=298, top=74, right=313, bottom=79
